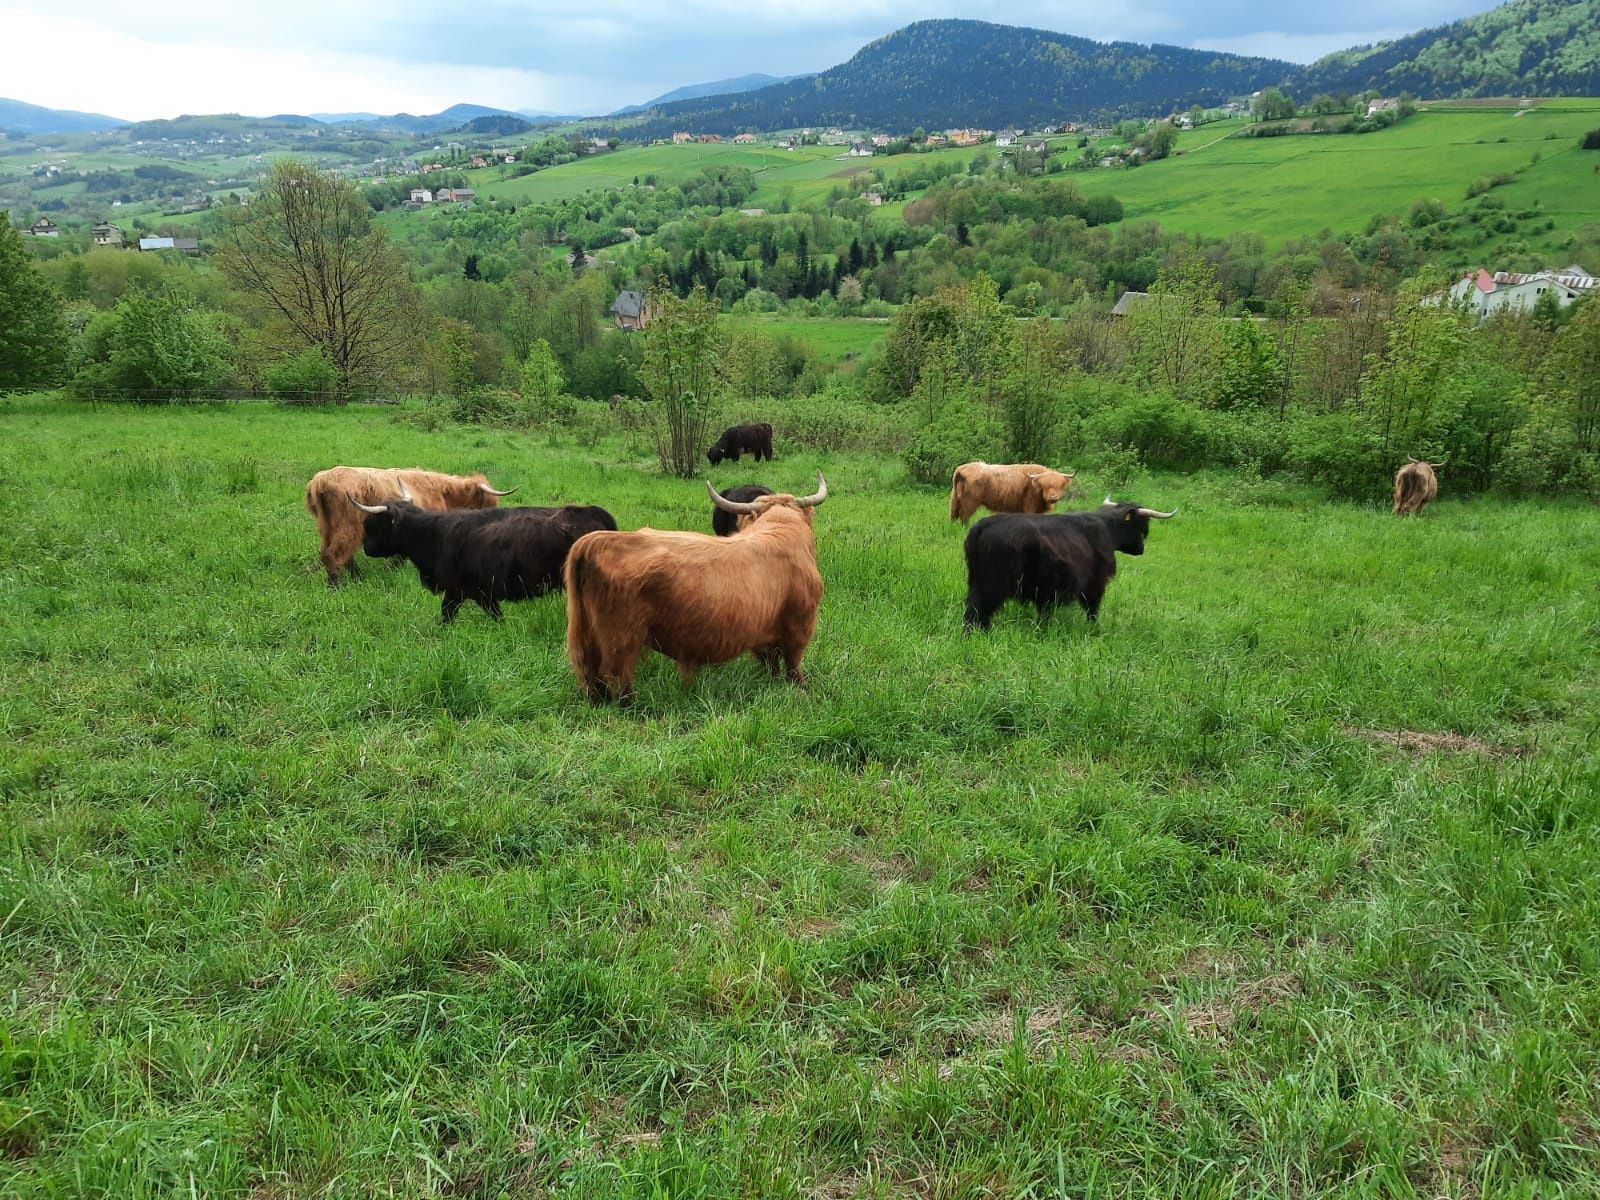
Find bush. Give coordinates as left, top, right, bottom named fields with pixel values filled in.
left=904, top=395, right=1001, bottom=485
left=762, top=387, right=915, bottom=455
left=1284, top=411, right=1389, bottom=500
left=1580, top=130, right=1600, bottom=151
left=264, top=348, right=339, bottom=404
left=1082, top=390, right=1210, bottom=470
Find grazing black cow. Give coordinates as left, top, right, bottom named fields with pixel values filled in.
left=711, top=484, right=775, bottom=537
left=351, top=496, right=617, bottom=622
left=963, top=498, right=1176, bottom=630
left=707, top=422, right=774, bottom=465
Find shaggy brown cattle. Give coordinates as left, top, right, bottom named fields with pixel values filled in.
left=565, top=476, right=828, bottom=703
left=949, top=461, right=1074, bottom=524
left=1393, top=459, right=1442, bottom=516
left=304, top=466, right=515, bottom=586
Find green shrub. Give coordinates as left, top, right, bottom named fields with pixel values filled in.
left=1285, top=411, right=1389, bottom=500
left=1082, top=390, right=1210, bottom=469
left=264, top=348, right=339, bottom=404
left=904, top=396, right=1001, bottom=485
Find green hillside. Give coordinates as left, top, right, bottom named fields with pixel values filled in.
left=1303, top=0, right=1600, bottom=99
left=1074, top=101, right=1600, bottom=253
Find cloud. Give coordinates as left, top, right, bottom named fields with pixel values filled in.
left=0, top=7, right=594, bottom=118
left=1, top=0, right=1516, bottom=117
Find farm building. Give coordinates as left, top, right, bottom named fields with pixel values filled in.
left=611, top=290, right=651, bottom=332
left=92, top=222, right=124, bottom=247
left=1436, top=266, right=1599, bottom=319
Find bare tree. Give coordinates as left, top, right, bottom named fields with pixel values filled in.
left=215, top=159, right=420, bottom=401
left=639, top=284, right=723, bottom=477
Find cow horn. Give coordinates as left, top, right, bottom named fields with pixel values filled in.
left=398, top=480, right=414, bottom=502
left=796, top=472, right=828, bottom=508
left=480, top=483, right=518, bottom=497
left=349, top=493, right=388, bottom=514
left=707, top=479, right=763, bottom=514
left=1136, top=506, right=1177, bottom=519
left=1103, top=495, right=1117, bottom=506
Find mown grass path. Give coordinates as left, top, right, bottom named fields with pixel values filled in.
left=3, top=396, right=1599, bottom=1197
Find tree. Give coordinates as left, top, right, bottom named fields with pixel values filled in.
left=640, top=285, right=723, bottom=478
left=0, top=213, right=68, bottom=389
left=1125, top=247, right=1221, bottom=404
left=1252, top=88, right=1296, bottom=122
left=519, top=338, right=565, bottom=408
left=104, top=288, right=231, bottom=399
left=216, top=159, right=420, bottom=402
left=463, top=253, right=481, bottom=281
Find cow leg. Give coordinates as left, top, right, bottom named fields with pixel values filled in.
left=676, top=661, right=698, bottom=688
left=1080, top=586, right=1105, bottom=621
left=964, top=583, right=1000, bottom=631
left=599, top=647, right=641, bottom=706
left=441, top=594, right=464, bottom=623
left=756, top=646, right=784, bottom=677
left=479, top=597, right=504, bottom=621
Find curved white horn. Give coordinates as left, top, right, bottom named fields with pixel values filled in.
left=480, top=483, right=518, bottom=497
left=1103, top=495, right=1117, bottom=506
left=707, top=479, right=763, bottom=514
left=795, top=472, right=828, bottom=509
left=1136, top=506, right=1177, bottom=520
left=398, top=480, right=414, bottom=502
left=349, top=493, right=388, bottom=514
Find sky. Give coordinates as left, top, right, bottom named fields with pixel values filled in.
left=3, top=0, right=1504, bottom=121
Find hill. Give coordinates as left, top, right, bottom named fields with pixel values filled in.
left=629, top=20, right=1297, bottom=134
left=625, top=0, right=1600, bottom=133
left=1300, top=0, right=1600, bottom=99
left=455, top=113, right=535, bottom=136
left=0, top=96, right=127, bottom=135
left=309, top=104, right=525, bottom=133
left=611, top=73, right=800, bottom=116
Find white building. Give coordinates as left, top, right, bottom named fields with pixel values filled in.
left=1439, top=266, right=1599, bottom=319
left=410, top=188, right=433, bottom=204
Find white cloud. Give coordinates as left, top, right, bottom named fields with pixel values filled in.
left=0, top=7, right=599, bottom=118
left=1191, top=28, right=1411, bottom=64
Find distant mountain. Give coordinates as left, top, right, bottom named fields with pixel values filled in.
left=1299, top=0, right=1600, bottom=98
left=0, top=97, right=127, bottom=135
left=455, top=114, right=535, bottom=136
left=627, top=21, right=1298, bottom=134
left=516, top=109, right=578, bottom=123
left=624, top=0, right=1600, bottom=134
left=309, top=104, right=526, bottom=133
left=611, top=73, right=801, bottom=116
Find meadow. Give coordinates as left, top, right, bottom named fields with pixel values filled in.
left=1076, top=102, right=1600, bottom=250
left=3, top=394, right=1600, bottom=1197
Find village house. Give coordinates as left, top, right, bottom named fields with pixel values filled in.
left=471, top=156, right=488, bottom=168
left=91, top=221, right=124, bottom=247
left=995, top=130, right=1018, bottom=147
left=410, top=188, right=433, bottom=204
left=1366, top=97, right=1399, bottom=118
left=610, top=290, right=651, bottom=332
left=1436, top=266, right=1599, bottom=319
left=672, top=131, right=694, bottom=144
left=1111, top=290, right=1151, bottom=316
left=1024, top=139, right=1048, bottom=154
left=697, top=133, right=723, bottom=143
left=27, top=217, right=60, bottom=237
left=924, top=134, right=947, bottom=148
left=501, top=153, right=516, bottom=164
left=849, top=141, right=874, bottom=157
left=567, top=249, right=601, bottom=271
left=733, top=133, right=757, bottom=144
left=872, top=134, right=891, bottom=148
left=863, top=191, right=884, bottom=207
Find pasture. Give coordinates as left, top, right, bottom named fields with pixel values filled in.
left=3, top=395, right=1600, bottom=1197
left=1076, top=102, right=1600, bottom=250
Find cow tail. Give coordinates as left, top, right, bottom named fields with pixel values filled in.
left=949, top=469, right=966, bottom=523
left=305, top=482, right=320, bottom=518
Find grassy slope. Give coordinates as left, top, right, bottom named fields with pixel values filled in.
left=1077, top=103, right=1600, bottom=248
left=4, top=396, right=1600, bottom=1196
left=731, top=314, right=890, bottom=361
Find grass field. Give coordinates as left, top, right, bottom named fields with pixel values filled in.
left=1077, top=103, right=1600, bottom=249
left=731, top=315, right=890, bottom=362
left=4, top=395, right=1600, bottom=1197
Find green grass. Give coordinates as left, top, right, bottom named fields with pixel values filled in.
left=1078, top=104, right=1600, bottom=249
left=729, top=315, right=889, bottom=362
left=4, top=395, right=1600, bottom=1196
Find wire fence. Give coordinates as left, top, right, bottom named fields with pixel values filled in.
left=0, top=387, right=403, bottom=407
